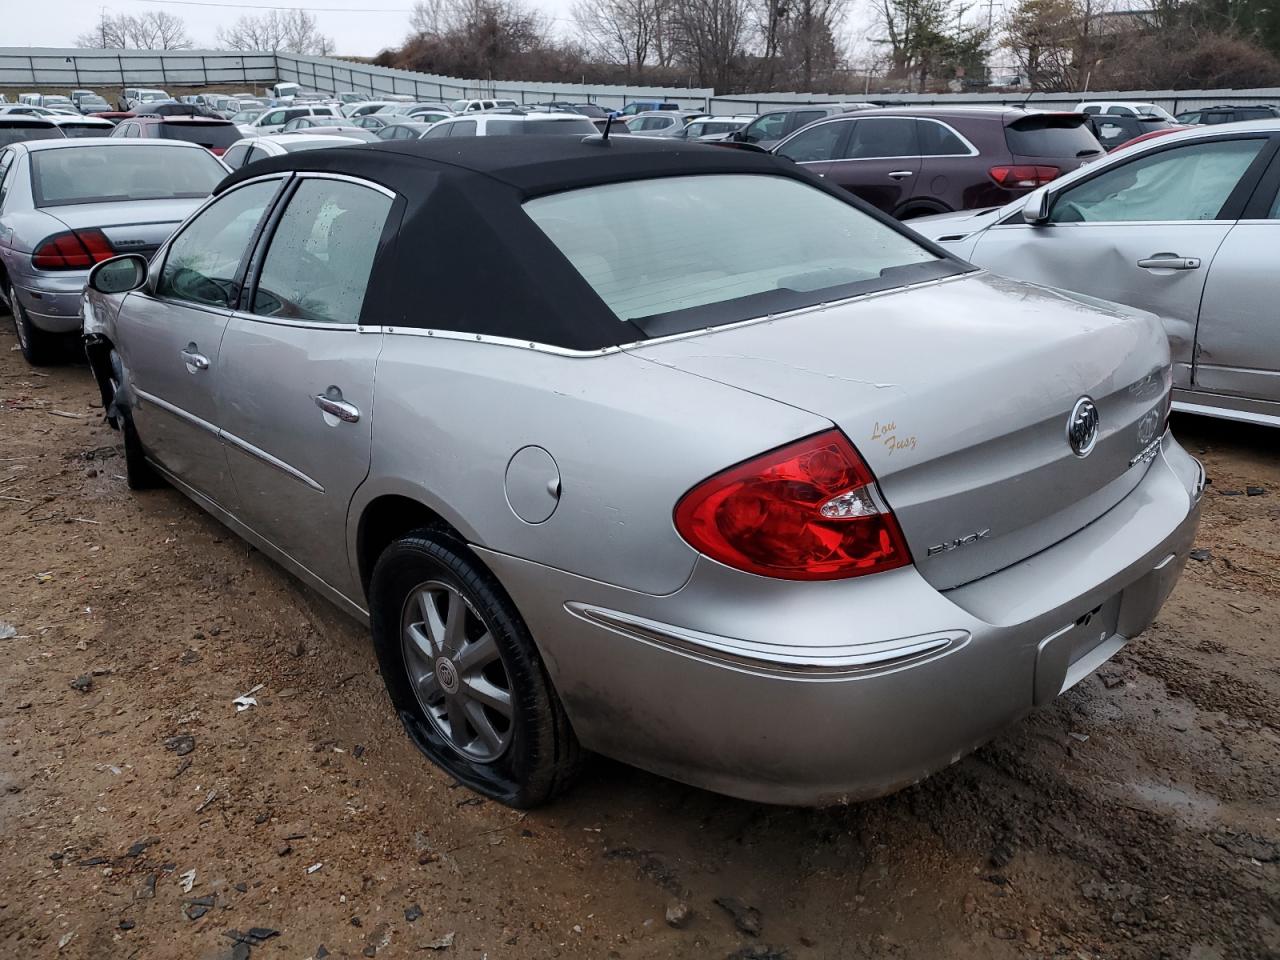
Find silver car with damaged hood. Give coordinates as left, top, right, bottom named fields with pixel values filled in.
left=81, top=137, right=1203, bottom=807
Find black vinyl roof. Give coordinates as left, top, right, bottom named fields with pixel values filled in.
left=217, top=136, right=961, bottom=351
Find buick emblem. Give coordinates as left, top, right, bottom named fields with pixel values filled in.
left=1067, top=397, right=1100, bottom=458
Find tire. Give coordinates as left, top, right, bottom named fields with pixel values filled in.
left=8, top=284, right=59, bottom=366
left=109, top=350, right=163, bottom=490
left=370, top=530, right=581, bottom=807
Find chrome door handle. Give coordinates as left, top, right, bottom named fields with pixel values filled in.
left=314, top=394, right=360, bottom=423
left=180, top=346, right=209, bottom=370
left=1137, top=255, right=1200, bottom=270
left=887, top=170, right=914, bottom=180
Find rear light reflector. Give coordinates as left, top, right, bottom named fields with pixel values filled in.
left=32, top=228, right=115, bottom=270
left=674, top=430, right=912, bottom=581
left=989, top=164, right=1061, bottom=188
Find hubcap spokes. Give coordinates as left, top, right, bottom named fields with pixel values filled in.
left=401, top=580, right=512, bottom=762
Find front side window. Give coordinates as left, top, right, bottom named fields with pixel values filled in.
left=843, top=117, right=918, bottom=159
left=776, top=120, right=846, bottom=163
left=450, top=120, right=477, bottom=137
left=743, top=113, right=785, bottom=143
left=158, top=180, right=279, bottom=308
left=31, top=144, right=226, bottom=206
left=261, top=110, right=285, bottom=126
left=251, top=179, right=392, bottom=324
left=524, top=174, right=941, bottom=329
left=223, top=143, right=250, bottom=169
left=421, top=122, right=451, bottom=139
left=1050, top=137, right=1265, bottom=223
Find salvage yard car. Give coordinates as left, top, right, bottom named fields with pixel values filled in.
left=80, top=137, right=1203, bottom=808
left=1, top=139, right=227, bottom=364
left=910, top=119, right=1280, bottom=428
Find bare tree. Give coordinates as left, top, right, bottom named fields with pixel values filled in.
left=76, top=11, right=191, bottom=50
left=571, top=0, right=666, bottom=76
left=668, top=0, right=754, bottom=88
left=217, top=9, right=335, bottom=55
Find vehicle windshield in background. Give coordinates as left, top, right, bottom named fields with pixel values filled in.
left=232, top=110, right=263, bottom=123
left=525, top=173, right=948, bottom=329
left=1006, top=115, right=1104, bottom=158
left=0, top=126, right=62, bottom=146
left=57, top=123, right=113, bottom=138
left=157, top=122, right=240, bottom=150
left=31, top=145, right=226, bottom=206
left=486, top=118, right=597, bottom=136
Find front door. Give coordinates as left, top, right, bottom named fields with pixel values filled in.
left=115, top=178, right=283, bottom=505
left=773, top=117, right=850, bottom=183
left=217, top=175, right=395, bottom=596
left=826, top=116, right=921, bottom=215
left=969, top=134, right=1275, bottom=389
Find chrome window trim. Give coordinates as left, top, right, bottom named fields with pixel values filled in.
left=372, top=270, right=973, bottom=357
left=776, top=115, right=979, bottom=164
left=233, top=310, right=360, bottom=331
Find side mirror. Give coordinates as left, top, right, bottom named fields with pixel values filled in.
left=1025, top=189, right=1053, bottom=225
left=89, top=254, right=149, bottom=295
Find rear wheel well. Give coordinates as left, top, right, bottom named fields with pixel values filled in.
left=896, top=200, right=951, bottom=220
left=357, top=495, right=464, bottom=596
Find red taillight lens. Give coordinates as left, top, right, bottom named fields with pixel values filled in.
left=674, top=430, right=912, bottom=581
left=31, top=228, right=115, bottom=270
left=208, top=146, right=226, bottom=156
left=988, top=164, right=1061, bottom=188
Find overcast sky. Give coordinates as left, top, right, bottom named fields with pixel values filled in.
left=6, top=0, right=582, bottom=56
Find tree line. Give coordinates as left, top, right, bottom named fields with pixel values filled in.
left=75, top=9, right=334, bottom=57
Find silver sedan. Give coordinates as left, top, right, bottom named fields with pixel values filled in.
left=81, top=136, right=1203, bottom=807
left=0, top=138, right=227, bottom=364
left=910, top=120, right=1280, bottom=428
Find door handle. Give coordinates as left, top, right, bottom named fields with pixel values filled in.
left=887, top=170, right=914, bottom=180
left=314, top=393, right=360, bottom=423
left=1137, top=255, right=1201, bottom=270
left=180, top=345, right=209, bottom=371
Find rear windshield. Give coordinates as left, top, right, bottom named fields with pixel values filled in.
left=158, top=122, right=240, bottom=148
left=31, top=145, right=225, bottom=206
left=1006, top=115, right=1103, bottom=159
left=486, top=118, right=596, bottom=136
left=58, top=123, right=113, bottom=138
left=0, top=125, right=62, bottom=146
left=279, top=138, right=353, bottom=153
left=524, top=174, right=953, bottom=333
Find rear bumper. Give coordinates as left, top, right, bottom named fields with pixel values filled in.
left=13, top=277, right=87, bottom=334
left=479, top=433, right=1203, bottom=805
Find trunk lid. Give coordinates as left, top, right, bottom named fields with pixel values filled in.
left=46, top=198, right=200, bottom=257
left=631, top=272, right=1171, bottom=590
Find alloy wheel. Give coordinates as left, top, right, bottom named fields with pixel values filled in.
left=400, top=579, right=514, bottom=763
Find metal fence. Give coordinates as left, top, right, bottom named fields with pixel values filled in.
left=0, top=47, right=275, bottom=90
left=3, top=47, right=1278, bottom=118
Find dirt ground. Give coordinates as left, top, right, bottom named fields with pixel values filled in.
left=0, top=323, right=1276, bottom=960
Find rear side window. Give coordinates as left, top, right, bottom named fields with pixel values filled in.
left=1238, top=107, right=1274, bottom=120
left=1005, top=115, right=1103, bottom=158
left=792, top=110, right=826, bottom=129
left=158, top=181, right=278, bottom=308
left=158, top=123, right=239, bottom=149
left=524, top=174, right=940, bottom=328
left=843, top=117, right=918, bottom=159
left=917, top=120, right=970, bottom=156
left=252, top=179, right=392, bottom=324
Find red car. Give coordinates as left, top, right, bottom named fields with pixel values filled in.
left=772, top=106, right=1105, bottom=219
left=109, top=115, right=239, bottom=156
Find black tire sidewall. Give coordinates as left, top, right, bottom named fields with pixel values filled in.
left=370, top=533, right=566, bottom=807
left=9, top=285, right=53, bottom=366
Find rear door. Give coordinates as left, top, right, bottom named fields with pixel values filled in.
left=115, top=178, right=283, bottom=505
left=217, top=174, right=396, bottom=596
left=970, top=133, right=1276, bottom=390
left=827, top=116, right=920, bottom=214
left=1192, top=148, right=1280, bottom=403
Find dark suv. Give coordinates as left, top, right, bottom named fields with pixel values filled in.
left=772, top=107, right=1104, bottom=219
left=1175, top=104, right=1280, bottom=125
left=110, top=116, right=241, bottom=156
left=730, top=103, right=876, bottom=150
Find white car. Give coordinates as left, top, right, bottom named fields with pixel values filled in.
left=120, top=88, right=171, bottom=111
left=341, top=100, right=403, bottom=118
left=220, top=132, right=367, bottom=171
left=238, top=104, right=339, bottom=137
left=1076, top=101, right=1177, bottom=122
left=450, top=98, right=521, bottom=113
left=43, top=115, right=115, bottom=138
left=419, top=111, right=597, bottom=138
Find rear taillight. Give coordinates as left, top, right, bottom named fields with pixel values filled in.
left=989, top=165, right=1061, bottom=188
left=208, top=146, right=226, bottom=156
left=674, top=430, right=912, bottom=581
left=32, top=228, right=114, bottom=270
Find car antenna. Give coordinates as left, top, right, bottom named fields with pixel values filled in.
left=586, top=113, right=614, bottom=146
